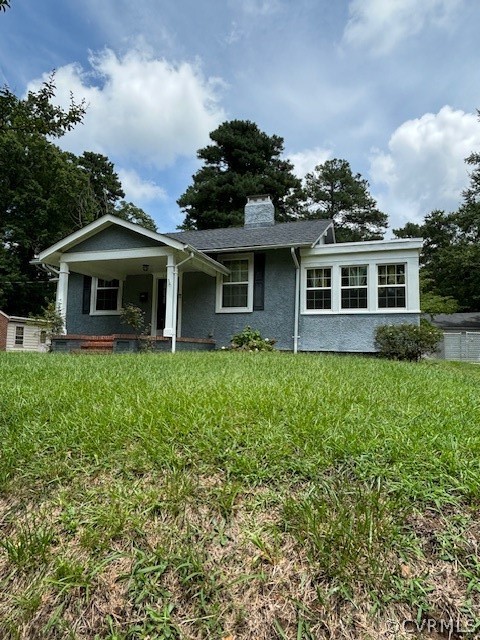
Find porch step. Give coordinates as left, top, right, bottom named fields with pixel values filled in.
left=80, top=340, right=114, bottom=351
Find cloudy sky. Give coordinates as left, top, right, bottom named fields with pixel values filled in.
left=1, top=0, right=480, bottom=232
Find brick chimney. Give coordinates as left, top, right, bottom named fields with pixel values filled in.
left=244, top=195, right=275, bottom=228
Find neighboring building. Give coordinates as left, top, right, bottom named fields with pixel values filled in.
left=33, top=195, right=422, bottom=353
left=0, top=311, right=49, bottom=352
left=430, top=313, right=480, bottom=362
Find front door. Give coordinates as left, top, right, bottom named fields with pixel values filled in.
left=156, top=278, right=167, bottom=332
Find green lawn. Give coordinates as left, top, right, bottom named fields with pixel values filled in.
left=1, top=352, right=480, bottom=639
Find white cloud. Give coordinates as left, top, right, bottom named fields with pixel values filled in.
left=370, top=106, right=480, bottom=226
left=287, top=147, right=332, bottom=178
left=343, top=0, right=463, bottom=54
left=27, top=47, right=226, bottom=169
left=117, top=168, right=167, bottom=203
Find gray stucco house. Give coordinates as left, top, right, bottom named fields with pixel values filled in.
left=35, top=195, right=422, bottom=353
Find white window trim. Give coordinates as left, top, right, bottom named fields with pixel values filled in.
left=301, top=259, right=418, bottom=315
left=376, top=262, right=407, bottom=310
left=216, top=252, right=254, bottom=313
left=305, top=266, right=333, bottom=312
left=90, top=277, right=124, bottom=315
left=340, top=264, right=369, bottom=311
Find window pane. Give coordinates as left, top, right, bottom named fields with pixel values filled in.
left=224, top=260, right=248, bottom=283
left=341, top=288, right=368, bottom=309
left=378, top=265, right=405, bottom=286
left=98, top=279, right=119, bottom=288
left=96, top=288, right=119, bottom=311
left=15, top=326, right=24, bottom=345
left=222, top=283, right=248, bottom=308
left=307, top=268, right=331, bottom=289
left=307, top=289, right=331, bottom=310
left=378, top=286, right=406, bottom=308
left=341, top=266, right=367, bottom=287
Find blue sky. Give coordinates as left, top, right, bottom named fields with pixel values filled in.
left=1, top=0, right=480, bottom=232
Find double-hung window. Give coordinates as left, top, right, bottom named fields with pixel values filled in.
left=217, top=254, right=253, bottom=312
left=377, top=264, right=406, bottom=308
left=306, top=268, right=332, bottom=310
left=341, top=266, right=368, bottom=309
left=15, top=326, right=24, bottom=346
left=91, top=278, right=122, bottom=314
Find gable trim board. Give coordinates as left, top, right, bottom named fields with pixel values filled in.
left=33, top=207, right=422, bottom=353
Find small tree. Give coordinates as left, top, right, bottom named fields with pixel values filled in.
left=29, top=301, right=64, bottom=351
left=120, top=303, right=154, bottom=352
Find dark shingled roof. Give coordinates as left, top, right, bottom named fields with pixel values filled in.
left=164, top=219, right=334, bottom=251
left=430, top=313, right=480, bottom=330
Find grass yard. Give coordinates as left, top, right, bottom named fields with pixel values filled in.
left=1, top=351, right=480, bottom=639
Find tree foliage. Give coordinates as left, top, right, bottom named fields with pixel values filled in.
left=298, top=159, right=388, bottom=242
left=115, top=201, right=157, bottom=232
left=393, top=116, right=480, bottom=313
left=178, top=120, right=301, bottom=229
left=0, top=74, right=86, bottom=138
left=0, top=79, right=155, bottom=316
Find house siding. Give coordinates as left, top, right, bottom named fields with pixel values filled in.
left=65, top=226, right=162, bottom=252
left=66, top=272, right=154, bottom=335
left=181, top=248, right=296, bottom=350
left=299, top=313, right=420, bottom=352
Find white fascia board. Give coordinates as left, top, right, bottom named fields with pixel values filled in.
left=301, top=238, right=423, bottom=258
left=206, top=242, right=312, bottom=253
left=185, top=245, right=230, bottom=276
left=311, top=222, right=335, bottom=247
left=36, top=214, right=188, bottom=266
left=62, top=246, right=173, bottom=263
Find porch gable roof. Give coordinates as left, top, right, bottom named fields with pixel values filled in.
left=35, top=215, right=229, bottom=276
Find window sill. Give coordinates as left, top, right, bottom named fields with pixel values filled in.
left=216, top=307, right=253, bottom=314
left=90, top=310, right=123, bottom=316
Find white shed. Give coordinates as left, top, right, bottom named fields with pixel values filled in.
left=0, top=311, right=50, bottom=352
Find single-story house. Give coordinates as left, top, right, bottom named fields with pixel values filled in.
left=0, top=310, right=50, bottom=352
left=430, top=313, right=480, bottom=362
left=33, top=195, right=422, bottom=353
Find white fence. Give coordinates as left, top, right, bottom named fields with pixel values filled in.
left=443, top=332, right=480, bottom=362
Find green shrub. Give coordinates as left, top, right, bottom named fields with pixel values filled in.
left=375, top=321, right=443, bottom=362
left=120, top=303, right=154, bottom=352
left=229, top=326, right=276, bottom=352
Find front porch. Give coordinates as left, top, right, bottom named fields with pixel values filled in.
left=51, top=334, right=216, bottom=353
left=33, top=215, right=231, bottom=353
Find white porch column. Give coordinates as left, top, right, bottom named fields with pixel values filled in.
left=55, top=261, right=69, bottom=334
left=163, top=253, right=176, bottom=337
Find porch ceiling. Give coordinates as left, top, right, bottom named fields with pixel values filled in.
left=62, top=250, right=227, bottom=280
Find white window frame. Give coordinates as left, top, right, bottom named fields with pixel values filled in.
left=216, top=252, right=254, bottom=313
left=90, top=277, right=123, bottom=315
left=14, top=325, right=24, bottom=346
left=377, top=263, right=407, bottom=309
left=340, top=265, right=369, bottom=310
left=305, top=267, right=333, bottom=312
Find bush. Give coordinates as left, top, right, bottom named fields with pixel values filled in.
left=374, top=320, right=443, bottom=362
left=120, top=303, right=154, bottom=352
left=229, top=326, right=276, bottom=352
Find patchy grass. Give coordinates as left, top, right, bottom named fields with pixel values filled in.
left=1, top=351, right=480, bottom=638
